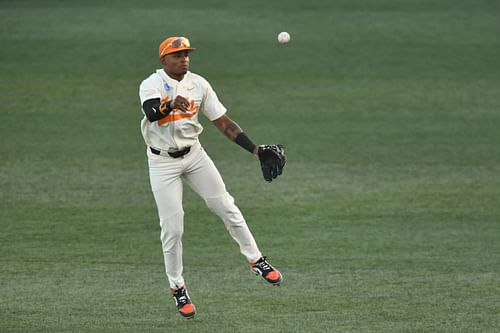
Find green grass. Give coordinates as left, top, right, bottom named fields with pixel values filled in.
left=1, top=0, right=500, bottom=332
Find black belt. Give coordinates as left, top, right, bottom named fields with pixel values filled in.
left=150, top=146, right=191, bottom=158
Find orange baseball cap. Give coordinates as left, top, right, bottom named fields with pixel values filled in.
left=159, top=36, right=195, bottom=58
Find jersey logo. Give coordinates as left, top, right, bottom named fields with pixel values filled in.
left=158, top=99, right=200, bottom=126
left=164, top=83, right=171, bottom=92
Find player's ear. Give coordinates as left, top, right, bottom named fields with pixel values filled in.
left=160, top=55, right=168, bottom=66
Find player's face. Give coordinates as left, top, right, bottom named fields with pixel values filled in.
left=162, top=51, right=190, bottom=80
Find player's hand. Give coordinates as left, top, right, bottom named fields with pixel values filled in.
left=171, top=95, right=190, bottom=112
left=257, top=144, right=287, bottom=182
left=159, top=96, right=172, bottom=115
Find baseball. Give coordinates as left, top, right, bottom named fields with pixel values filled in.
left=277, top=32, right=290, bottom=44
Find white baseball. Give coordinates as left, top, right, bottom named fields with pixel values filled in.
left=277, top=31, right=290, bottom=44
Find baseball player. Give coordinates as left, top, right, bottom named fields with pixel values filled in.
left=138, top=36, right=287, bottom=319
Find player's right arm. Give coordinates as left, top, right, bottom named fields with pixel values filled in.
left=140, top=75, right=192, bottom=122
left=142, top=97, right=173, bottom=122
left=139, top=75, right=173, bottom=122
left=142, top=95, right=192, bottom=122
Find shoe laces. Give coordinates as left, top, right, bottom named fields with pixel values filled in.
left=254, top=257, right=273, bottom=273
left=173, top=287, right=189, bottom=306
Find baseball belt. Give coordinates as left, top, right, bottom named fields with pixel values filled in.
left=150, top=146, right=191, bottom=158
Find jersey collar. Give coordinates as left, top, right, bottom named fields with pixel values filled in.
left=157, top=69, right=191, bottom=84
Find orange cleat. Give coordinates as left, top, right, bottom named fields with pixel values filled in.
left=171, top=286, right=196, bottom=319
left=250, top=256, right=283, bottom=286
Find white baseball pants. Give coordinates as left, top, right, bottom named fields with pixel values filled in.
left=147, top=142, right=262, bottom=289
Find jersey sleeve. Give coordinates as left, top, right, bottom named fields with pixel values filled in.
left=201, top=80, right=227, bottom=121
left=139, top=74, right=162, bottom=105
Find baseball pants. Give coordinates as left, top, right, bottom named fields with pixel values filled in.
left=147, top=142, right=262, bottom=289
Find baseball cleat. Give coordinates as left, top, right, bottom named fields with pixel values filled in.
left=250, top=256, right=283, bottom=286
left=171, top=286, right=196, bottom=319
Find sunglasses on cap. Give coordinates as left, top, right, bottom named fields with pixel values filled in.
left=159, top=36, right=195, bottom=57
left=170, top=37, right=190, bottom=48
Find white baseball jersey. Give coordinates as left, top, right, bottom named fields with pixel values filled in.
left=139, top=69, right=227, bottom=151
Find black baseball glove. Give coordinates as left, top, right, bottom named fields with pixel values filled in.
left=257, top=144, right=287, bottom=182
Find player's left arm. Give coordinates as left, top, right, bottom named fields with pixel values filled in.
left=212, top=114, right=258, bottom=156
left=213, top=114, right=287, bottom=182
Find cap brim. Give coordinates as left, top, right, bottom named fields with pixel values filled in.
left=163, top=47, right=196, bottom=56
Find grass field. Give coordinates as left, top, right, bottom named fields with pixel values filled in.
left=1, top=0, right=500, bottom=332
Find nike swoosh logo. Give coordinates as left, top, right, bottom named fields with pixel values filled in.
left=152, top=107, right=157, bottom=112
left=187, top=87, right=194, bottom=91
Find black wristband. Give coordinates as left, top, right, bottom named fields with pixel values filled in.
left=143, top=98, right=168, bottom=122
left=235, top=132, right=257, bottom=154
left=164, top=100, right=174, bottom=113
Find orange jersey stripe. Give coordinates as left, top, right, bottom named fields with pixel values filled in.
left=158, top=100, right=200, bottom=126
